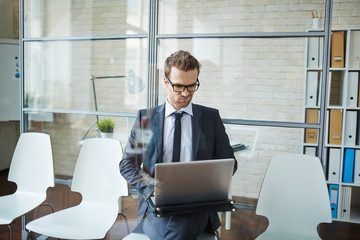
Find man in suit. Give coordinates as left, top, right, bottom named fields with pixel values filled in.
left=120, top=50, right=237, bottom=240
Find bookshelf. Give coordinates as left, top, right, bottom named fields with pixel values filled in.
left=304, top=28, right=360, bottom=223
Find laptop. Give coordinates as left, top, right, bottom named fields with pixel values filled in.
left=153, top=159, right=234, bottom=206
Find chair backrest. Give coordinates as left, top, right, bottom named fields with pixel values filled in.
left=8, top=132, right=54, bottom=193
left=71, top=138, right=128, bottom=204
left=256, top=153, right=332, bottom=235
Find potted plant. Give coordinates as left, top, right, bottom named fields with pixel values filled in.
left=97, top=118, right=115, bottom=138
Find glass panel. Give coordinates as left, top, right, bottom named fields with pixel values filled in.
left=332, top=0, right=360, bottom=29
left=158, top=0, right=325, bottom=34
left=224, top=124, right=303, bottom=198
left=24, top=39, right=147, bottom=113
left=24, top=0, right=149, bottom=38
left=25, top=112, right=136, bottom=177
left=158, top=38, right=311, bottom=122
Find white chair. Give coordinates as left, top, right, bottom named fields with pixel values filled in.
left=26, top=138, right=128, bottom=239
left=255, top=153, right=332, bottom=240
left=0, top=132, right=54, bottom=240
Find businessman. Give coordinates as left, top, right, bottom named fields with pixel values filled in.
left=120, top=50, right=237, bottom=240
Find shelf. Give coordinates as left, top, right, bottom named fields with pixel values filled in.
left=304, top=28, right=360, bottom=224
left=330, top=68, right=346, bottom=71
left=340, top=183, right=360, bottom=187
left=327, top=106, right=344, bottom=109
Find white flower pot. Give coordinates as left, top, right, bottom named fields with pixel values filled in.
left=100, top=132, right=114, bottom=138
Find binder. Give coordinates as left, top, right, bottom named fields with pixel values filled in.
left=306, top=72, right=319, bottom=107
left=308, top=37, right=320, bottom=68
left=341, top=186, right=352, bottom=220
left=305, top=109, right=318, bottom=144
left=319, top=37, right=324, bottom=68
left=354, top=150, right=360, bottom=184
left=304, top=146, right=316, bottom=156
left=344, top=111, right=357, bottom=146
left=347, top=72, right=359, bottom=107
left=331, top=31, right=345, bottom=68
left=350, top=31, right=360, bottom=68
left=357, top=111, right=360, bottom=145
left=329, top=110, right=343, bottom=145
left=328, top=148, right=341, bottom=182
left=329, top=184, right=339, bottom=219
left=343, top=148, right=355, bottom=183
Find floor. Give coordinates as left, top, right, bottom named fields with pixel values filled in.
left=1, top=169, right=360, bottom=240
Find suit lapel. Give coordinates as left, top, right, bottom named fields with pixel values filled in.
left=152, top=104, right=165, bottom=164
left=192, top=104, right=202, bottom=161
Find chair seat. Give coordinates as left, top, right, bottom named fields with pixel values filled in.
left=26, top=203, right=118, bottom=239
left=0, top=192, right=45, bottom=224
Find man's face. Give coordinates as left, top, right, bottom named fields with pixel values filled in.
left=164, top=67, right=198, bottom=110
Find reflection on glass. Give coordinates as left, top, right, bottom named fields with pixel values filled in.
left=158, top=38, right=308, bottom=122
left=159, top=0, right=325, bottom=34
left=24, top=0, right=149, bottom=38
left=24, top=39, right=147, bottom=113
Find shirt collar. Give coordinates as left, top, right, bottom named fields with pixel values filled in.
left=165, top=99, right=193, bottom=117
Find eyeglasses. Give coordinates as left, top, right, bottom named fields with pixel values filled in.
left=166, top=77, right=200, bottom=92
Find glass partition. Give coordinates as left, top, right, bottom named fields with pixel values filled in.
left=24, top=0, right=149, bottom=38
left=26, top=112, right=135, bottom=177
left=158, top=38, right=312, bottom=122
left=24, top=39, right=148, bottom=113
left=224, top=124, right=303, bottom=197
left=158, top=0, right=326, bottom=34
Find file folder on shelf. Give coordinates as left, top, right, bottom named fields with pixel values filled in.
left=305, top=109, right=318, bottom=144
left=343, top=148, right=355, bottom=183
left=329, top=110, right=343, bottom=145
left=308, top=38, right=320, bottom=68
left=350, top=31, right=360, bottom=68
left=306, top=72, right=319, bottom=107
left=331, top=31, right=345, bottom=68
left=355, top=150, right=360, bottom=184
left=341, top=186, right=352, bottom=220
left=357, top=111, right=360, bottom=145
left=344, top=111, right=357, bottom=146
left=328, top=148, right=341, bottom=182
left=329, top=184, right=339, bottom=219
left=329, top=71, right=344, bottom=106
left=347, top=72, right=359, bottom=107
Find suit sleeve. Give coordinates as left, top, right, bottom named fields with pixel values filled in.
left=214, top=110, right=238, bottom=174
left=119, top=110, right=154, bottom=199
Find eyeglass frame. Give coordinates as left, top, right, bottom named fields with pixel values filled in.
left=166, top=77, right=200, bottom=92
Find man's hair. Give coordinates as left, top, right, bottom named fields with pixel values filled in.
left=164, top=50, right=200, bottom=78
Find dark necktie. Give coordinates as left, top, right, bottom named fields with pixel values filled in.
left=172, top=112, right=185, bottom=162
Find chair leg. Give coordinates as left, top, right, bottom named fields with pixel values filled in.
left=215, top=230, right=220, bottom=240
left=118, top=212, right=131, bottom=234
left=8, top=223, right=12, bottom=240
left=26, top=231, right=31, bottom=240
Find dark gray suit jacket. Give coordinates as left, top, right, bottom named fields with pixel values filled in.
left=120, top=103, right=237, bottom=232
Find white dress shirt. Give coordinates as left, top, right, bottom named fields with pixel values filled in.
left=163, top=100, right=193, bottom=163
